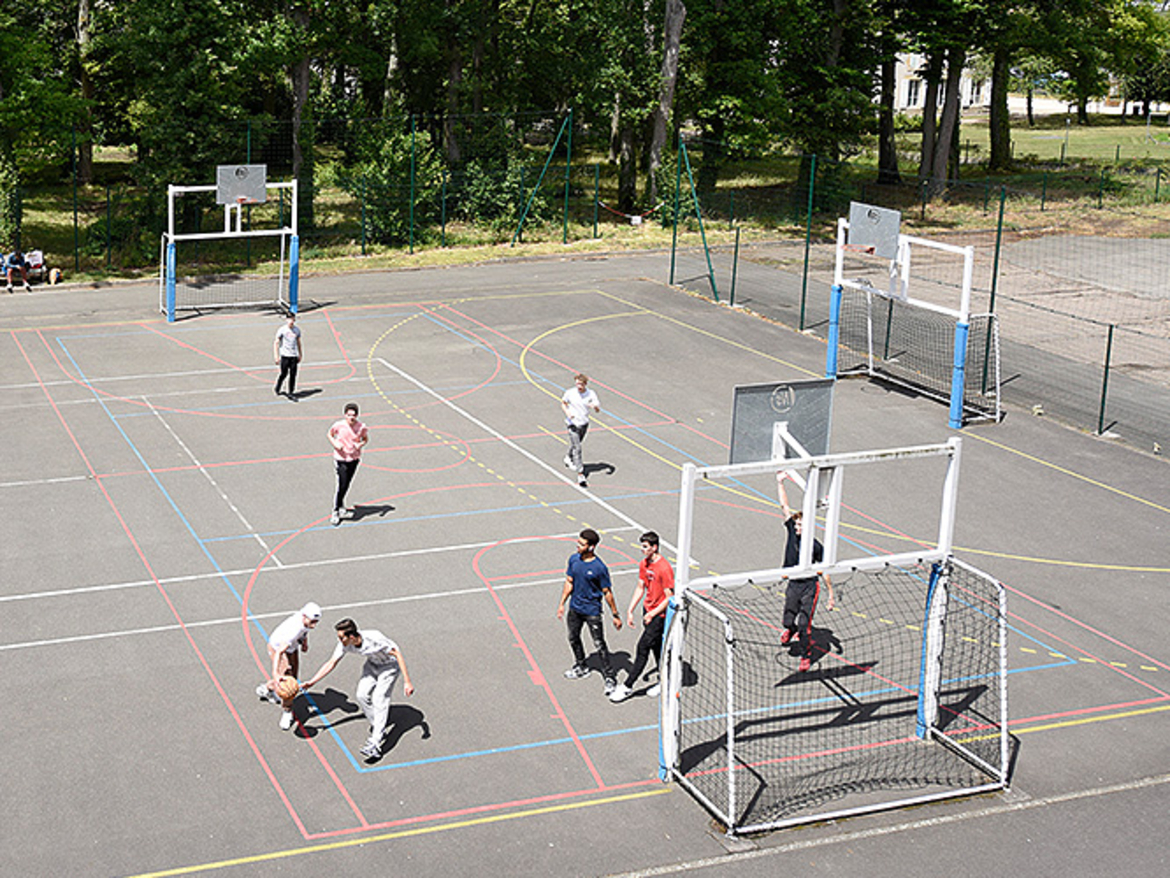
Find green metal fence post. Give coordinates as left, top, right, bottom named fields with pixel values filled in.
left=728, top=190, right=735, bottom=229
left=409, top=115, right=416, bottom=255
left=1097, top=167, right=1105, bottom=208
left=679, top=141, right=719, bottom=301
left=729, top=225, right=741, bottom=307
left=105, top=186, right=111, bottom=271
left=982, top=186, right=1007, bottom=394
left=1097, top=324, right=1115, bottom=435
left=441, top=171, right=447, bottom=247
left=563, top=108, right=573, bottom=244
left=920, top=178, right=928, bottom=221
left=592, top=163, right=599, bottom=239
left=1156, top=167, right=1162, bottom=203
left=669, top=133, right=682, bottom=285
left=1041, top=172, right=1048, bottom=211
left=72, top=127, right=80, bottom=273
left=360, top=175, right=367, bottom=256
left=799, top=154, right=817, bottom=331
left=983, top=178, right=990, bottom=212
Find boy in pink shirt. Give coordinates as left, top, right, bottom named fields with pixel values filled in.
left=327, top=402, right=369, bottom=525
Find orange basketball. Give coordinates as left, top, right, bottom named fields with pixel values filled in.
left=275, top=676, right=300, bottom=701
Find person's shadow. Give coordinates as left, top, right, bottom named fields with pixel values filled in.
left=296, top=687, right=359, bottom=738
left=349, top=504, right=395, bottom=522
left=583, top=462, right=616, bottom=479
left=372, top=705, right=431, bottom=761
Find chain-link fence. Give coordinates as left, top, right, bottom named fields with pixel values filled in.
left=5, top=115, right=1168, bottom=456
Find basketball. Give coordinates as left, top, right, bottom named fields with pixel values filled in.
left=275, top=675, right=299, bottom=701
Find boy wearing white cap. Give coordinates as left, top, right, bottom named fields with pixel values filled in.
left=255, top=602, right=322, bottom=730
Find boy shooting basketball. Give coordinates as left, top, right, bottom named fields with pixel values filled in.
left=777, top=472, right=834, bottom=672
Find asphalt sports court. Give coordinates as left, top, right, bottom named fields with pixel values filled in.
left=1, top=255, right=1167, bottom=877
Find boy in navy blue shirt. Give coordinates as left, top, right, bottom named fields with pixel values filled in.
left=557, top=528, right=623, bottom=695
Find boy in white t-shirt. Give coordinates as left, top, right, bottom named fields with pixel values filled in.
left=560, top=373, right=600, bottom=487
left=301, top=617, right=415, bottom=760
left=273, top=313, right=303, bottom=398
left=255, top=601, right=322, bottom=731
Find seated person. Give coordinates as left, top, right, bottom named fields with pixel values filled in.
left=4, top=249, right=33, bottom=292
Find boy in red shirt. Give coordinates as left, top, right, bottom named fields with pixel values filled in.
left=609, top=531, right=674, bottom=702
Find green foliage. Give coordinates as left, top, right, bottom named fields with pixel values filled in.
left=340, top=125, right=443, bottom=244
left=455, top=160, right=548, bottom=232
left=0, top=153, right=19, bottom=249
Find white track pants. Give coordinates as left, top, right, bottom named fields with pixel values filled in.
left=356, top=662, right=399, bottom=746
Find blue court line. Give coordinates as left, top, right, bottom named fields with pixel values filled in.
left=200, top=486, right=680, bottom=546
left=300, top=693, right=660, bottom=774
left=55, top=337, right=280, bottom=644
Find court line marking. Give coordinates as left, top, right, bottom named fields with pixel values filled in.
left=965, top=432, right=1170, bottom=517
left=608, top=774, right=1170, bottom=878
left=126, top=787, right=673, bottom=878
left=13, top=329, right=315, bottom=837
left=144, top=398, right=278, bottom=563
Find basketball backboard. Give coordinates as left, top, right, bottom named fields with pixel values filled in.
left=216, top=164, right=268, bottom=205
left=728, top=377, right=834, bottom=465
left=848, top=201, right=901, bottom=260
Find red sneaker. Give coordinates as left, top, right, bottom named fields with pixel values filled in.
left=798, top=657, right=811, bottom=672
left=780, top=629, right=793, bottom=645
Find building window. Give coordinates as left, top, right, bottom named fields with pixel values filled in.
left=907, top=79, right=920, bottom=107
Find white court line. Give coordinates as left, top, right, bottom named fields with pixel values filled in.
left=609, top=773, right=1170, bottom=878
left=0, top=359, right=355, bottom=393
left=0, top=569, right=639, bottom=653
left=145, top=397, right=277, bottom=563
left=375, top=356, right=674, bottom=552
left=0, top=528, right=640, bottom=604
left=0, top=474, right=91, bottom=489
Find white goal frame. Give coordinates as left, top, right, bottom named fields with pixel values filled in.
left=658, top=437, right=1010, bottom=833
left=159, top=179, right=299, bottom=322
left=825, top=217, right=1001, bottom=427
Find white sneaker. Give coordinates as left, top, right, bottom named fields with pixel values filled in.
left=608, top=683, right=632, bottom=703
left=330, top=509, right=341, bottom=526
left=23, top=282, right=31, bottom=292
left=647, top=683, right=661, bottom=698
left=279, top=710, right=295, bottom=731
left=256, top=683, right=279, bottom=704
left=360, top=740, right=381, bottom=759
left=563, top=455, right=572, bottom=468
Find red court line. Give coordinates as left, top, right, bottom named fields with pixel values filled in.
left=1012, top=695, right=1170, bottom=728
left=440, top=303, right=712, bottom=434
left=242, top=520, right=371, bottom=831
left=139, top=322, right=271, bottom=382
left=472, top=536, right=607, bottom=789
left=14, top=330, right=313, bottom=838
left=391, top=303, right=504, bottom=410
left=301, top=775, right=662, bottom=841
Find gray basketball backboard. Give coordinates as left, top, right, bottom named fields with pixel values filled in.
left=729, top=378, right=834, bottom=465
left=216, top=164, right=268, bottom=205
left=848, top=202, right=901, bottom=260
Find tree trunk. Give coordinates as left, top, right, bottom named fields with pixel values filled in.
left=1026, top=86, right=1034, bottom=127
left=77, top=0, right=94, bottom=184
left=877, top=49, right=901, bottom=185
left=929, top=46, right=966, bottom=195
left=988, top=46, right=1011, bottom=171
left=383, top=31, right=399, bottom=116
left=919, top=54, right=942, bottom=181
left=646, top=0, right=685, bottom=206
left=290, top=7, right=314, bottom=229
left=617, top=123, right=636, bottom=213
left=609, top=93, right=621, bottom=163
